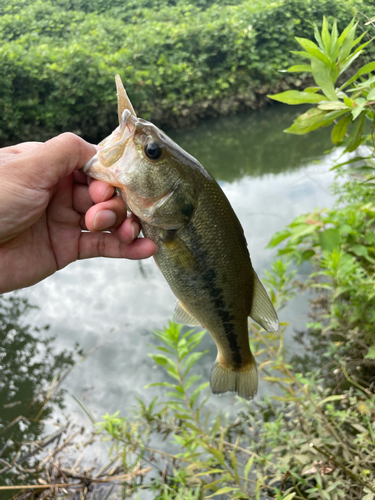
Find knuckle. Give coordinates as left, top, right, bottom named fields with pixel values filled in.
left=97, top=233, right=106, bottom=257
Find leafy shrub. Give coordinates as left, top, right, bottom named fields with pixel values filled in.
left=268, top=16, right=375, bottom=384
left=0, top=0, right=374, bottom=144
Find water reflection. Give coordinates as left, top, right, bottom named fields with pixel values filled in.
left=168, top=104, right=333, bottom=181
left=0, top=295, right=80, bottom=492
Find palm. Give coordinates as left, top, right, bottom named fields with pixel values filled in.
left=0, top=176, right=81, bottom=290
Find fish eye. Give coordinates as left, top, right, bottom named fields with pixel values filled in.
left=144, top=141, right=162, bottom=160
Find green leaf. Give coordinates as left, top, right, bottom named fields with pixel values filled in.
left=331, top=114, right=351, bottom=144
left=144, top=382, right=177, bottom=389
left=340, top=61, right=375, bottom=91
left=357, top=61, right=375, bottom=77
left=367, top=88, right=375, bottom=101
left=284, top=64, right=312, bottom=72
left=315, top=18, right=327, bottom=52
left=206, top=486, right=238, bottom=497
left=285, top=108, right=347, bottom=135
left=365, top=346, right=375, bottom=359
left=345, top=112, right=365, bottom=152
left=318, top=229, right=341, bottom=251
left=283, top=494, right=296, bottom=500
left=351, top=98, right=367, bottom=120
left=267, top=229, right=291, bottom=248
left=337, top=19, right=357, bottom=65
left=268, top=90, right=325, bottom=105
left=183, top=351, right=208, bottom=378
left=190, top=382, right=210, bottom=406
left=244, top=456, right=254, bottom=480
left=295, top=37, right=331, bottom=66
left=185, top=374, right=201, bottom=390
left=289, top=223, right=317, bottom=242
left=318, top=101, right=348, bottom=110
left=317, top=395, right=344, bottom=406
left=284, top=108, right=327, bottom=135
left=311, top=57, right=337, bottom=100
left=351, top=244, right=375, bottom=263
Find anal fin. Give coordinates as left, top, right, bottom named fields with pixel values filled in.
left=249, top=273, right=279, bottom=333
left=174, top=301, right=201, bottom=327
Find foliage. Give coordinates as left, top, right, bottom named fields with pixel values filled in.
left=97, top=301, right=375, bottom=499
left=0, top=0, right=374, bottom=144
left=270, top=16, right=375, bottom=150
left=268, top=16, right=375, bottom=386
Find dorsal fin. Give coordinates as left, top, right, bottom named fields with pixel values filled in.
left=249, top=273, right=279, bottom=332
left=115, top=74, right=137, bottom=124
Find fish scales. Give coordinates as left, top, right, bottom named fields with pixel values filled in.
left=82, top=75, right=279, bottom=399
left=142, top=170, right=254, bottom=370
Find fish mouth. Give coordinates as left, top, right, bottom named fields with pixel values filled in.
left=81, top=109, right=136, bottom=184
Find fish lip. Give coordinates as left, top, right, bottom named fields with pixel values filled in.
left=81, top=109, right=137, bottom=178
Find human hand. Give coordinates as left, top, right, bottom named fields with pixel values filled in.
left=0, top=133, right=157, bottom=294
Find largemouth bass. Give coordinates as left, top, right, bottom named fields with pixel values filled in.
left=82, top=75, right=279, bottom=399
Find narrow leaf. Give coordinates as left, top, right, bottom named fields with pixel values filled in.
left=331, top=114, right=351, bottom=144
left=244, top=456, right=254, bottom=480
left=206, top=486, right=237, bottom=497
left=268, top=90, right=325, bottom=104
left=311, top=57, right=337, bottom=100
left=318, top=101, right=348, bottom=110
left=295, top=37, right=331, bottom=66
left=345, top=112, right=365, bottom=152
left=267, top=229, right=291, bottom=247
left=284, top=64, right=312, bottom=72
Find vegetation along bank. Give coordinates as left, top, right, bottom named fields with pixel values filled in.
left=1, top=0, right=375, bottom=145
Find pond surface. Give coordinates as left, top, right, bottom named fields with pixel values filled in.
left=3, top=103, right=339, bottom=431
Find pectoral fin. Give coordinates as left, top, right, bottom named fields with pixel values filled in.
left=174, top=301, right=201, bottom=327
left=249, top=273, right=279, bottom=332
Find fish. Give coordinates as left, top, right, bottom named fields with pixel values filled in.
left=82, top=75, right=279, bottom=399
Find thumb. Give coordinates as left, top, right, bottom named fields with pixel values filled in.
left=18, top=133, right=97, bottom=190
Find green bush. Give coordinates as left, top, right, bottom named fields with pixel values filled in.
left=0, top=0, right=374, bottom=144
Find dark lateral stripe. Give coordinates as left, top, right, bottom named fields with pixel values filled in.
left=217, top=310, right=242, bottom=366
left=187, top=225, right=243, bottom=366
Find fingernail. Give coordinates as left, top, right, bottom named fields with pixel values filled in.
left=101, top=186, right=114, bottom=202
left=131, top=221, right=139, bottom=240
left=93, top=210, right=116, bottom=231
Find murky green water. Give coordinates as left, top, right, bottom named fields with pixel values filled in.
left=1, top=104, right=339, bottom=476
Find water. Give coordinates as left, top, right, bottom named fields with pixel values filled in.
left=2, top=104, right=338, bottom=432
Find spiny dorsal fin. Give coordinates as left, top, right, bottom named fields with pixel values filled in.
left=249, top=273, right=279, bottom=332
left=174, top=300, right=201, bottom=327
left=115, top=74, right=137, bottom=124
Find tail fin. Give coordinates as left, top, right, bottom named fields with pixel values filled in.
left=210, top=356, right=258, bottom=400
